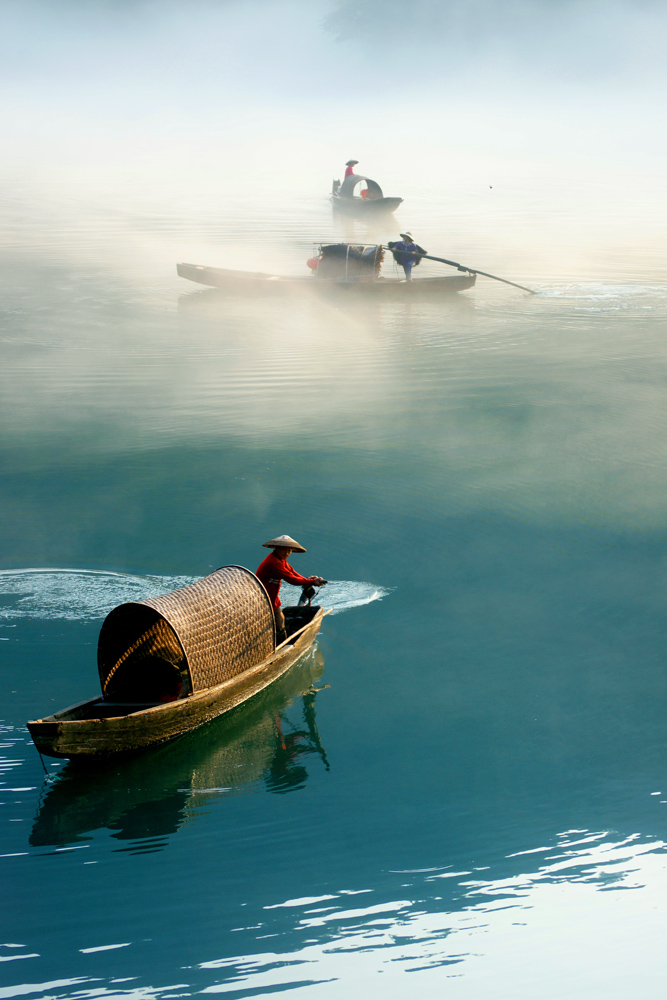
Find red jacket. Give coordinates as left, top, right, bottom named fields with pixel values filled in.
left=256, top=551, right=317, bottom=608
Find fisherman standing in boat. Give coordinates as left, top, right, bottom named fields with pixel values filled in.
left=256, top=535, right=326, bottom=643
left=388, top=232, right=427, bottom=281
left=334, top=160, right=359, bottom=196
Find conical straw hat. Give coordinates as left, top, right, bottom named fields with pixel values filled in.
left=263, top=534, right=306, bottom=553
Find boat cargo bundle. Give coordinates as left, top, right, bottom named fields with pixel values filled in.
left=317, top=243, right=384, bottom=280
left=98, top=566, right=276, bottom=705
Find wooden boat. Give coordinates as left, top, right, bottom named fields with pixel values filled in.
left=177, top=244, right=476, bottom=296
left=331, top=174, right=403, bottom=214
left=27, top=566, right=326, bottom=760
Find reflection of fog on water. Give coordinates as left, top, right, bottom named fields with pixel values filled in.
left=30, top=647, right=328, bottom=851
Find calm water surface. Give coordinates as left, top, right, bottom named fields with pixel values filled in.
left=2, top=2, right=667, bottom=997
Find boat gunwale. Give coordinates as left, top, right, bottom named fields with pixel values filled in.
left=330, top=194, right=403, bottom=208
left=177, top=262, right=475, bottom=288
left=28, top=608, right=327, bottom=728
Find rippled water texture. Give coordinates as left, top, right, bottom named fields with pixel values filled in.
left=1, top=1, right=667, bottom=997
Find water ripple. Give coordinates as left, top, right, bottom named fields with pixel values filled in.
left=0, top=569, right=388, bottom=622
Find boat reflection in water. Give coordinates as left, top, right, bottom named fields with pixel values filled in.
left=30, top=646, right=328, bottom=851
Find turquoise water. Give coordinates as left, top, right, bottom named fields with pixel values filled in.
left=2, top=2, right=667, bottom=997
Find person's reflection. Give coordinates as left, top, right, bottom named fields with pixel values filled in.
left=30, top=648, right=329, bottom=849
left=267, top=688, right=330, bottom=792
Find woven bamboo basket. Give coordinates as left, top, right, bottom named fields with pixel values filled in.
left=97, top=566, right=276, bottom=702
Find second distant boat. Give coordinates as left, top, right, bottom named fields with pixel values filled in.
left=331, top=172, right=403, bottom=214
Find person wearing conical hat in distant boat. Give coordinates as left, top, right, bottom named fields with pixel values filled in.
left=256, top=535, right=326, bottom=644
left=387, top=231, right=428, bottom=281
left=344, top=159, right=359, bottom=179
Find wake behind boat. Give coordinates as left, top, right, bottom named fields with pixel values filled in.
left=177, top=244, right=476, bottom=296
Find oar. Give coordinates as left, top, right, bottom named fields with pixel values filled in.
left=382, top=246, right=536, bottom=294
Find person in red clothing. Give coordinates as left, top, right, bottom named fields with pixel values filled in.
left=256, top=534, right=326, bottom=643
left=344, top=159, right=359, bottom=178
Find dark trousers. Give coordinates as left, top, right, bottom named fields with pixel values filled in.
left=274, top=606, right=286, bottom=643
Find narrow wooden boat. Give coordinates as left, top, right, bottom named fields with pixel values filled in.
left=331, top=174, right=403, bottom=214
left=27, top=566, right=326, bottom=760
left=177, top=244, right=476, bottom=296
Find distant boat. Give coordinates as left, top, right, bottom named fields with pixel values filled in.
left=177, top=245, right=476, bottom=296
left=330, top=174, right=403, bottom=214
left=27, top=566, right=326, bottom=760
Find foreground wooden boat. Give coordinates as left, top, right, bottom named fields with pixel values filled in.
left=330, top=174, right=403, bottom=214
left=177, top=262, right=474, bottom=295
left=177, top=244, right=476, bottom=296
left=27, top=566, right=326, bottom=760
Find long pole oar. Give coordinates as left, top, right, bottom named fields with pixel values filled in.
left=382, top=246, right=536, bottom=294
